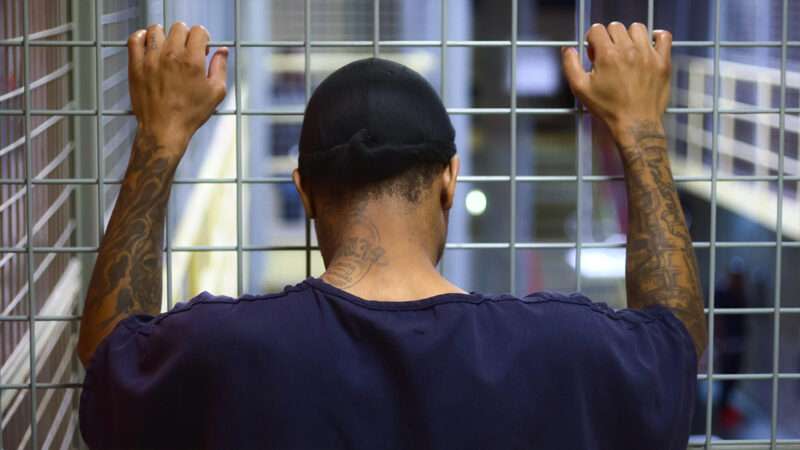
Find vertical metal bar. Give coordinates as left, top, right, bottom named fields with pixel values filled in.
left=646, top=0, right=654, bottom=41
left=440, top=0, right=447, bottom=106
left=235, top=0, right=244, bottom=295
left=163, top=0, right=174, bottom=309
left=304, top=0, right=311, bottom=278
left=575, top=0, right=586, bottom=290
left=509, top=0, right=517, bottom=292
left=94, top=0, right=105, bottom=280
left=770, top=0, right=788, bottom=447
left=437, top=0, right=447, bottom=275
left=705, top=0, right=722, bottom=446
left=373, top=0, right=380, bottom=57
left=21, top=0, right=38, bottom=446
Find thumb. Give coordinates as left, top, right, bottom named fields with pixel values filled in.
left=561, top=47, right=589, bottom=99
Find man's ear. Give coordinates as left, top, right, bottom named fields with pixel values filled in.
left=441, top=155, right=460, bottom=210
left=292, top=168, right=315, bottom=219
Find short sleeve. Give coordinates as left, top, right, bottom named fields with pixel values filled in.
left=79, top=314, right=158, bottom=449
left=79, top=294, right=221, bottom=449
left=551, top=295, right=698, bottom=450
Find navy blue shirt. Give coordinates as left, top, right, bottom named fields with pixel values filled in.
left=80, top=278, right=697, bottom=450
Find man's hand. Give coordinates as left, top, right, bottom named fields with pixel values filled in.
left=560, top=22, right=707, bottom=359
left=561, top=22, right=672, bottom=146
left=127, top=22, right=228, bottom=153
left=77, top=23, right=227, bottom=367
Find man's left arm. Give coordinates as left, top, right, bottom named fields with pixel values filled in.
left=77, top=22, right=228, bottom=367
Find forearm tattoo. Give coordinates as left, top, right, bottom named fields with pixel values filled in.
left=85, top=131, right=175, bottom=333
left=621, top=121, right=707, bottom=357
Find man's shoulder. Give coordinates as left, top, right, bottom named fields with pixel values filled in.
left=133, top=282, right=315, bottom=339
left=168, top=282, right=311, bottom=314
left=519, top=290, right=675, bottom=325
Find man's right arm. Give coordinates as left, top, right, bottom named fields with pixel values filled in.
left=616, top=120, right=707, bottom=358
left=561, top=22, right=707, bottom=358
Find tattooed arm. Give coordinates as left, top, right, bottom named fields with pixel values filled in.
left=561, top=22, right=707, bottom=357
left=618, top=122, right=707, bottom=357
left=77, top=22, right=228, bottom=367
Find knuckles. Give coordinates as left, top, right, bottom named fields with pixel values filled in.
left=171, top=21, right=189, bottom=32
left=190, top=25, right=209, bottom=38
left=127, top=30, right=145, bottom=46
left=607, top=21, right=626, bottom=33
left=629, top=22, right=646, bottom=33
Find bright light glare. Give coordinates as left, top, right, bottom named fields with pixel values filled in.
left=566, top=248, right=626, bottom=278
left=465, top=189, right=488, bottom=216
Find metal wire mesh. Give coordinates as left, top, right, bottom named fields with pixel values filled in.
left=0, top=0, right=798, bottom=448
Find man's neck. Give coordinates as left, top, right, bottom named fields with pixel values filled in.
left=319, top=204, right=465, bottom=301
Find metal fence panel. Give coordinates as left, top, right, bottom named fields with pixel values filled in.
left=0, top=0, right=798, bottom=449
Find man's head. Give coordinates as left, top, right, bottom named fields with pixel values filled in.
left=292, top=58, right=459, bottom=265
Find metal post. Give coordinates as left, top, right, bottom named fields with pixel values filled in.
left=705, top=0, right=722, bottom=446
left=509, top=0, right=518, bottom=292
left=94, top=0, right=105, bottom=272
left=21, top=0, right=38, bottom=446
left=770, top=0, right=788, bottom=447
left=235, top=0, right=244, bottom=295
left=373, top=0, right=380, bottom=58
left=575, top=0, right=586, bottom=290
left=304, top=0, right=312, bottom=278
left=162, top=1, right=175, bottom=309
left=437, top=0, right=447, bottom=276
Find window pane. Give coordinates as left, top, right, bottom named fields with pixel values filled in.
left=455, top=114, right=510, bottom=176
left=516, top=47, right=573, bottom=109
left=715, top=182, right=778, bottom=241
left=447, top=0, right=510, bottom=41
left=311, top=0, right=374, bottom=41
left=518, top=0, right=577, bottom=41
left=241, top=47, right=306, bottom=111
left=515, top=249, right=577, bottom=295
left=515, top=181, right=577, bottom=243
left=777, top=380, right=800, bottom=439
left=516, top=114, right=577, bottom=176
left=445, top=46, right=510, bottom=108
left=452, top=181, right=510, bottom=242
left=241, top=0, right=304, bottom=41
left=719, top=0, right=784, bottom=42
left=654, top=0, right=713, bottom=42
left=665, top=114, right=713, bottom=177
left=587, top=1, right=647, bottom=30
left=380, top=0, right=440, bottom=41
left=167, top=0, right=235, bottom=42
left=440, top=248, right=509, bottom=294
left=716, top=114, right=779, bottom=177
left=714, top=247, right=776, bottom=309
left=671, top=48, right=715, bottom=109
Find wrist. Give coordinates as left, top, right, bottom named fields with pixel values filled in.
left=609, top=117, right=665, bottom=148
left=128, top=127, right=187, bottom=177
left=137, top=124, right=192, bottom=151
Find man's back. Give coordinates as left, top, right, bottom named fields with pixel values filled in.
left=77, top=22, right=706, bottom=449
left=80, top=278, right=696, bottom=450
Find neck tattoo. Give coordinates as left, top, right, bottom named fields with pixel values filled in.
left=325, top=215, right=388, bottom=289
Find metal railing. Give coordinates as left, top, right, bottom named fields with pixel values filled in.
left=0, top=0, right=141, bottom=448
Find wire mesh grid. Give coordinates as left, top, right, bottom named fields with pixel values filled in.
left=0, top=0, right=799, bottom=448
